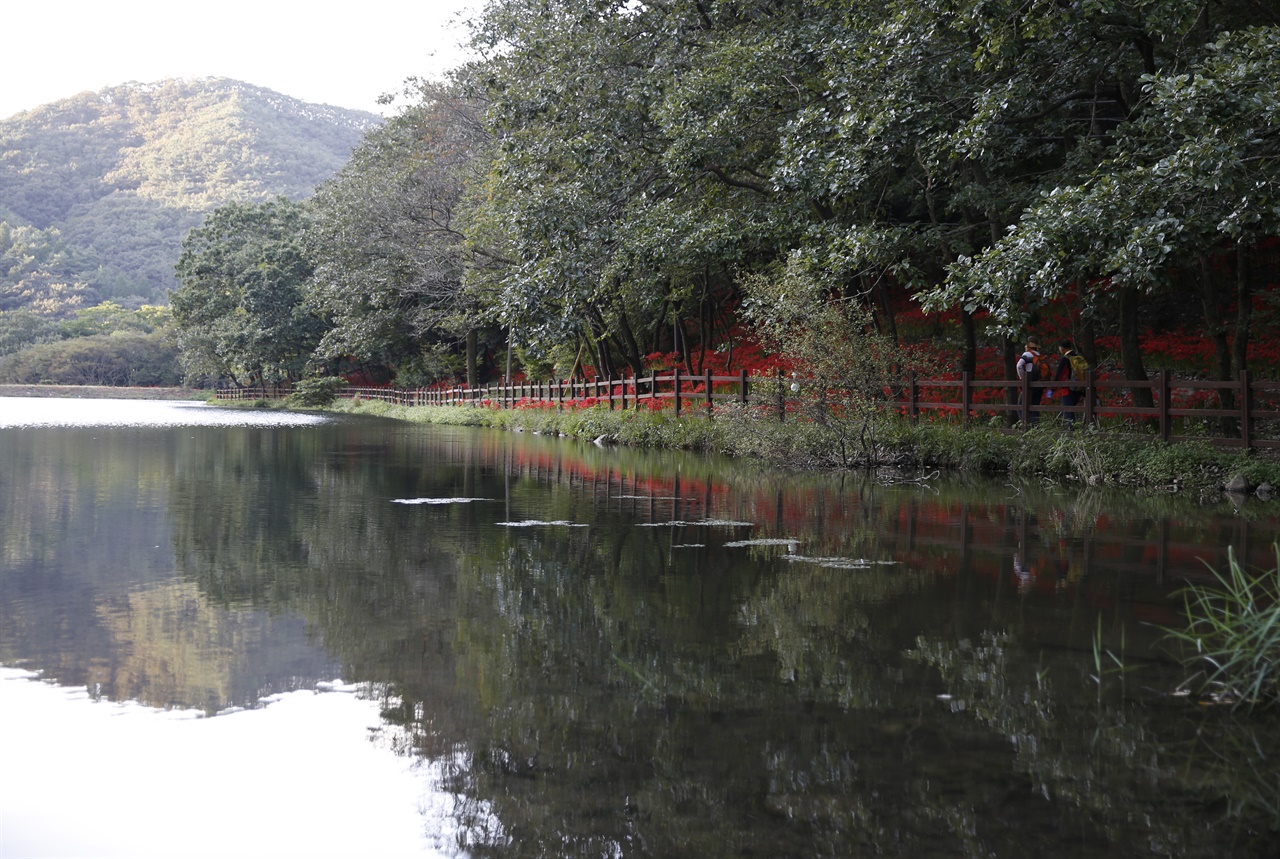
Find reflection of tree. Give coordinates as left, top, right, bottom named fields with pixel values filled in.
left=0, top=425, right=334, bottom=710
left=93, top=581, right=252, bottom=711
left=151, top=420, right=1280, bottom=856
left=735, top=563, right=927, bottom=704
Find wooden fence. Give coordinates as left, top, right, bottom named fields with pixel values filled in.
left=909, top=368, right=1280, bottom=450
left=215, top=367, right=1280, bottom=450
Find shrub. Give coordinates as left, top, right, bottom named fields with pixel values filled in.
left=739, top=261, right=940, bottom=467
left=286, top=376, right=347, bottom=407
left=0, top=331, right=181, bottom=385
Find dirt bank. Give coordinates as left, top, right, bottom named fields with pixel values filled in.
left=0, top=384, right=207, bottom=400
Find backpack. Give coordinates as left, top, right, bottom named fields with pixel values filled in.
left=1034, top=353, right=1052, bottom=383
left=1067, top=353, right=1090, bottom=380
left=1019, top=351, right=1047, bottom=382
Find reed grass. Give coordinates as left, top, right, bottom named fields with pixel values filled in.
left=1165, top=545, right=1280, bottom=707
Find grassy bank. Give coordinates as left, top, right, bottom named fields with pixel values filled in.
left=303, top=397, right=1279, bottom=501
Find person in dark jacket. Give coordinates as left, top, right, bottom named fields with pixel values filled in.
left=1051, top=339, right=1084, bottom=426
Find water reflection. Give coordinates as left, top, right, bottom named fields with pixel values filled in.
left=0, top=668, right=463, bottom=859
left=3, top=397, right=1280, bottom=857
left=0, top=395, right=327, bottom=428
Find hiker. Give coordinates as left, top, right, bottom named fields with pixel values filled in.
left=1048, top=339, right=1089, bottom=426
left=1015, top=338, right=1048, bottom=424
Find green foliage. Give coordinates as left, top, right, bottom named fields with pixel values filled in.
left=737, top=260, right=940, bottom=466
left=172, top=198, right=323, bottom=385
left=306, top=82, right=486, bottom=371
left=1164, top=546, right=1280, bottom=707
left=453, top=0, right=1280, bottom=383
left=58, top=301, right=170, bottom=338
left=0, top=300, right=179, bottom=386
left=0, top=331, right=181, bottom=385
left=934, top=24, right=1280, bottom=332
left=882, top=421, right=1024, bottom=474
left=0, top=221, right=90, bottom=315
left=285, top=376, right=347, bottom=407
left=0, top=308, right=61, bottom=356
left=463, top=0, right=800, bottom=376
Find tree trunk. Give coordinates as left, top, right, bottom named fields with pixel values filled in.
left=1119, top=285, right=1153, bottom=409
left=1234, top=243, right=1252, bottom=374
left=466, top=329, right=478, bottom=388
left=960, top=308, right=977, bottom=375
left=590, top=322, right=615, bottom=380
left=649, top=296, right=671, bottom=355
left=1198, top=256, right=1237, bottom=438
left=1003, top=335, right=1018, bottom=426
left=871, top=276, right=899, bottom=344
left=1199, top=256, right=1234, bottom=385
left=1078, top=313, right=1098, bottom=368
left=608, top=304, right=646, bottom=378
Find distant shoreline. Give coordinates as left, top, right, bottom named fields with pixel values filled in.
left=0, top=384, right=207, bottom=400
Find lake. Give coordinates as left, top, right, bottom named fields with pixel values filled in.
left=2, top=396, right=1279, bottom=858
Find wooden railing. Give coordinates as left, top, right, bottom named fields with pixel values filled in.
left=214, top=367, right=1280, bottom=450
left=909, top=368, right=1280, bottom=449
left=397, top=367, right=754, bottom=416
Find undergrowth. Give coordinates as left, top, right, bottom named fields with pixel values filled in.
left=267, top=397, right=1280, bottom=495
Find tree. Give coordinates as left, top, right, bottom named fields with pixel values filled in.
left=935, top=23, right=1280, bottom=412
left=0, top=307, right=61, bottom=356
left=0, top=331, right=180, bottom=385
left=306, top=80, right=490, bottom=385
left=171, top=198, right=322, bottom=385
left=463, top=0, right=806, bottom=379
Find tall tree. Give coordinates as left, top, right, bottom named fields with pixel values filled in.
left=464, top=0, right=807, bottom=378
left=306, top=81, right=491, bottom=385
left=171, top=198, right=322, bottom=385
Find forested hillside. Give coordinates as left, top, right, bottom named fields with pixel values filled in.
left=0, top=78, right=379, bottom=311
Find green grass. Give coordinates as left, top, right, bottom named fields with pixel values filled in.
left=1163, top=546, right=1280, bottom=708
left=234, top=395, right=1280, bottom=495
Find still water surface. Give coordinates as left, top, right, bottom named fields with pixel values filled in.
left=2, top=396, right=1279, bottom=858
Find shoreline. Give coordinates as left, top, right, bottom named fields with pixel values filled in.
left=0, top=384, right=207, bottom=401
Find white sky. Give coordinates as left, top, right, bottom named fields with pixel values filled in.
left=0, top=0, right=480, bottom=121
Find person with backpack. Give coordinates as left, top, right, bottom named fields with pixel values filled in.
left=1048, top=339, right=1089, bottom=426
left=1015, top=338, right=1048, bottom=424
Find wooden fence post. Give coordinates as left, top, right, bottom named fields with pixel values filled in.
left=705, top=368, right=713, bottom=413
left=673, top=368, right=682, bottom=417
left=961, top=371, right=971, bottom=427
left=1020, top=371, right=1030, bottom=427
left=1241, top=368, right=1253, bottom=450
left=1084, top=369, right=1096, bottom=426
left=740, top=369, right=749, bottom=406
left=908, top=372, right=919, bottom=423
left=777, top=368, right=785, bottom=422
left=1158, top=370, right=1171, bottom=442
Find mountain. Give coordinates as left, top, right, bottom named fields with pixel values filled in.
left=0, top=78, right=380, bottom=311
